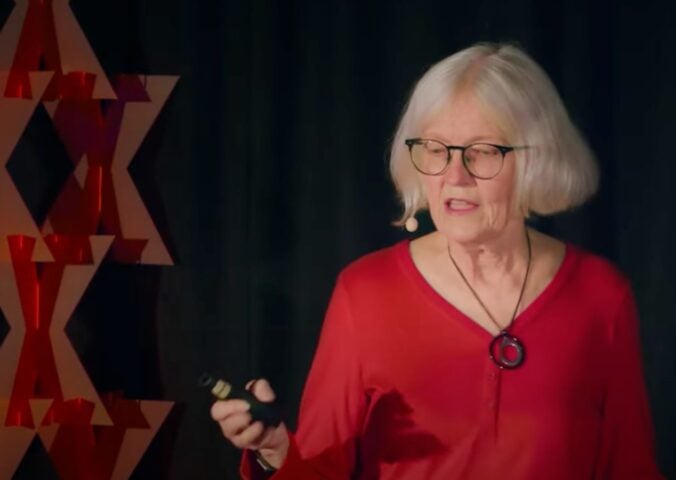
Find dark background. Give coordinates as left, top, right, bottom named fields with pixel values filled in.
left=2, top=0, right=674, bottom=478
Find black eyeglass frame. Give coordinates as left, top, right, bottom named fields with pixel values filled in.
left=404, top=138, right=527, bottom=179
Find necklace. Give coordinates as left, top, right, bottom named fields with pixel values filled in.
left=447, top=230, right=532, bottom=369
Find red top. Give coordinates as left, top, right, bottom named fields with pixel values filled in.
left=242, top=241, right=663, bottom=479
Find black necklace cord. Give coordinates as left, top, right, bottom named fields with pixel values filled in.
left=446, top=229, right=532, bottom=332
left=447, top=230, right=532, bottom=369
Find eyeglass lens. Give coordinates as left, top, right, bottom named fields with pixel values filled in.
left=410, top=140, right=504, bottom=178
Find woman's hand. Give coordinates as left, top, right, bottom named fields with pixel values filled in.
left=210, top=378, right=289, bottom=468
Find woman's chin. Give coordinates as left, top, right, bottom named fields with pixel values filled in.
left=438, top=226, right=486, bottom=246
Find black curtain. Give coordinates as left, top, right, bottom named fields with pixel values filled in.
left=4, top=0, right=674, bottom=478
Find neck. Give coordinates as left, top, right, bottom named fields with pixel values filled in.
left=445, top=222, right=530, bottom=285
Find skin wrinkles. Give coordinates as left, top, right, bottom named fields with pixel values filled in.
left=417, top=91, right=528, bottom=286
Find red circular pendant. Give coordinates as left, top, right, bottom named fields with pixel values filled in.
left=489, top=332, right=525, bottom=369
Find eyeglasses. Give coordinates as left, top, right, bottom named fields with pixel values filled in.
left=404, top=138, right=526, bottom=179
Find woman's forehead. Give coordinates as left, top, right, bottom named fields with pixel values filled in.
left=419, top=92, right=510, bottom=142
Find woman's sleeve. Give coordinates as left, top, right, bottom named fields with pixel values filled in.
left=240, top=274, right=369, bottom=479
left=594, top=286, right=664, bottom=479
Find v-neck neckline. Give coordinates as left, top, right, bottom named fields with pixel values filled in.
left=395, top=239, right=579, bottom=339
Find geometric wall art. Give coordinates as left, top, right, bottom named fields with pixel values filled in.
left=0, top=1, right=178, bottom=477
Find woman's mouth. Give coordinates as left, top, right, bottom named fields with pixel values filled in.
left=444, top=198, right=478, bottom=214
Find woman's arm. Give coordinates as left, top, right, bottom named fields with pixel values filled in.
left=594, top=286, right=664, bottom=479
left=238, top=274, right=369, bottom=479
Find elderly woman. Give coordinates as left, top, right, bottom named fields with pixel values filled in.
left=211, top=43, right=663, bottom=479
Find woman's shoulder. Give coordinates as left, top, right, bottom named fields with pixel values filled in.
left=338, top=240, right=411, bottom=288
left=567, top=244, right=627, bottom=282
left=546, top=234, right=631, bottom=296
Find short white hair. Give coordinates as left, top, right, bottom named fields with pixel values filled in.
left=390, top=42, right=599, bottom=224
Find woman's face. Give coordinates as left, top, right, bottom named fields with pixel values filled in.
left=419, top=93, right=521, bottom=245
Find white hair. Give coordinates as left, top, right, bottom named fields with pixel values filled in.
left=390, top=42, right=599, bottom=224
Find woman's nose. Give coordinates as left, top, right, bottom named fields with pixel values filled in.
left=443, top=151, right=475, bottom=185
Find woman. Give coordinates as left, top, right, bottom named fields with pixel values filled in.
left=211, top=43, right=664, bottom=479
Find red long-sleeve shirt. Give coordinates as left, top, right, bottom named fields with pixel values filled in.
left=242, top=241, right=663, bottom=479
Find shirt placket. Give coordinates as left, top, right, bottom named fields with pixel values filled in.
left=480, top=359, right=502, bottom=439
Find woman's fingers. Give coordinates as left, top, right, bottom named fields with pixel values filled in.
left=217, top=411, right=252, bottom=438
left=230, top=421, right=266, bottom=449
left=210, top=398, right=249, bottom=421
left=210, top=379, right=289, bottom=460
left=246, top=378, right=276, bottom=403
